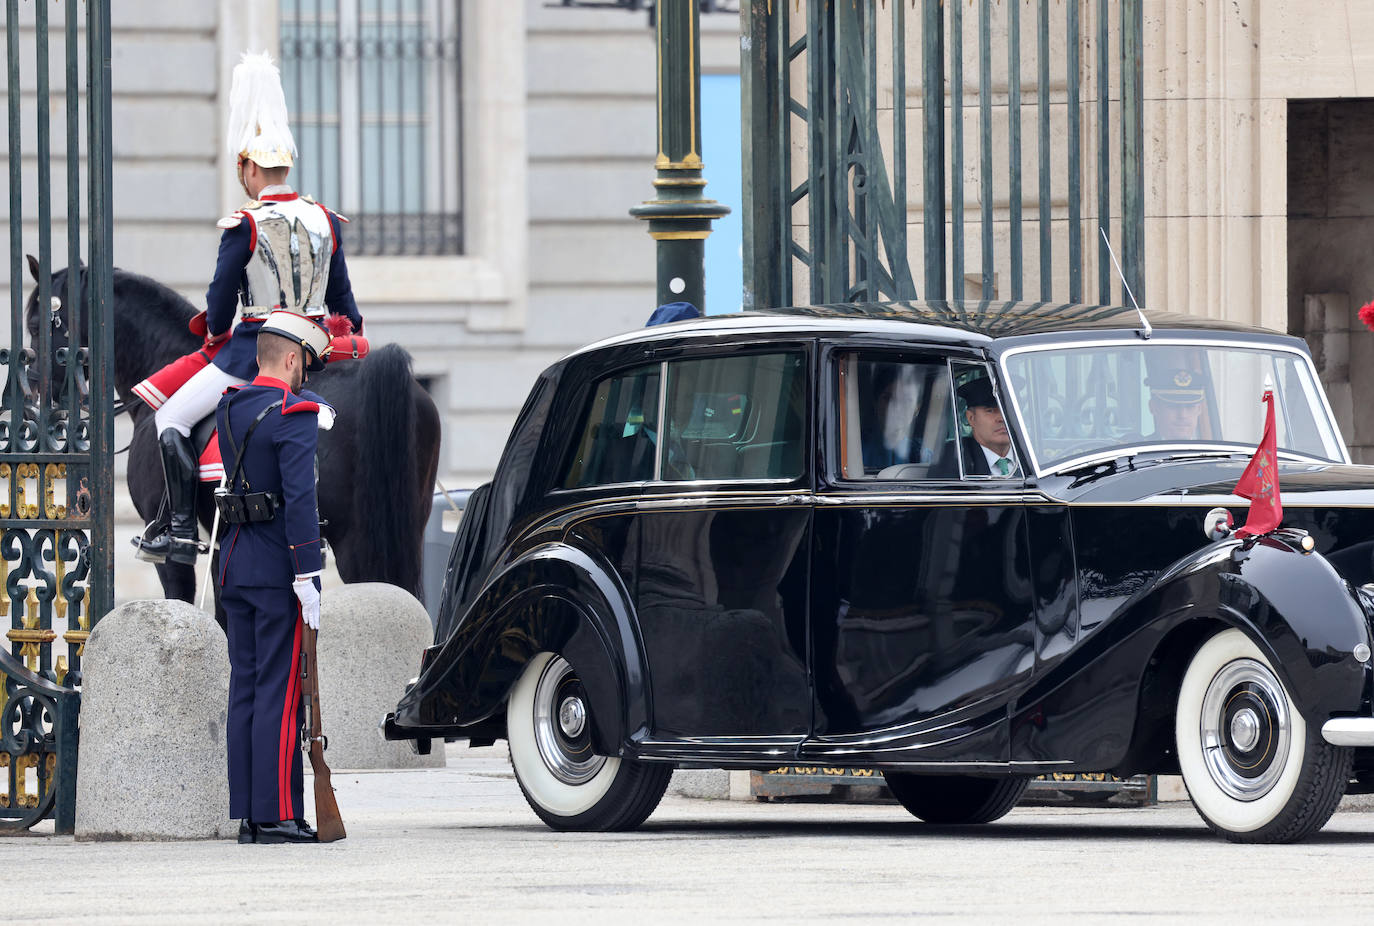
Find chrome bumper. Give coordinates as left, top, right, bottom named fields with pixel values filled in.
left=1322, top=717, right=1374, bottom=746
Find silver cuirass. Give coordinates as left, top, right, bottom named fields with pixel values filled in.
left=241, top=197, right=334, bottom=317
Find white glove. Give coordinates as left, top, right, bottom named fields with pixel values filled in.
left=293, top=576, right=321, bottom=630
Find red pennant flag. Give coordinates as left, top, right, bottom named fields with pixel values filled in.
left=1234, top=388, right=1282, bottom=538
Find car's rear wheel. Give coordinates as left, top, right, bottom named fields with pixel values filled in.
left=883, top=772, right=1030, bottom=824
left=507, top=651, right=670, bottom=832
left=1175, top=628, right=1352, bottom=843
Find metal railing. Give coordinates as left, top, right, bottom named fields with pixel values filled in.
left=0, top=0, right=115, bottom=833
left=742, top=0, right=1145, bottom=310
left=281, top=0, right=463, bottom=256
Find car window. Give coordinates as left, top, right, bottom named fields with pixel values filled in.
left=1004, top=343, right=1345, bottom=468
left=662, top=352, right=805, bottom=481
left=950, top=362, right=1021, bottom=478
left=836, top=353, right=957, bottom=480
left=561, top=364, right=661, bottom=488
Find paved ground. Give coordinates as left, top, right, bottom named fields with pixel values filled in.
left=10, top=743, right=1374, bottom=924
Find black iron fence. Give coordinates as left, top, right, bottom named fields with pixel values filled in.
left=742, top=0, right=1145, bottom=310
left=281, top=0, right=463, bottom=257
left=0, top=0, right=115, bottom=832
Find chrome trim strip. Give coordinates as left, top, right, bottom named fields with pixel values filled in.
left=653, top=360, right=668, bottom=482
left=996, top=337, right=1351, bottom=476
left=1321, top=717, right=1374, bottom=747
left=637, top=736, right=802, bottom=748
left=1035, top=447, right=1332, bottom=479
left=814, top=493, right=1045, bottom=506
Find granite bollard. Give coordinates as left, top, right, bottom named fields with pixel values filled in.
left=76, top=600, right=236, bottom=841
left=315, top=582, right=444, bottom=769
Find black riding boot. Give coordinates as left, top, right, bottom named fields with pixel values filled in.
left=136, top=429, right=200, bottom=566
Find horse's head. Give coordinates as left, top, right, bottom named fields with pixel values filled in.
left=23, top=254, right=87, bottom=405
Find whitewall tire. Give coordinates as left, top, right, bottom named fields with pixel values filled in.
left=1175, top=629, right=1351, bottom=843
left=507, top=651, right=670, bottom=831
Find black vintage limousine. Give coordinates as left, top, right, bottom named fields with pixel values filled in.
left=385, top=301, right=1374, bottom=843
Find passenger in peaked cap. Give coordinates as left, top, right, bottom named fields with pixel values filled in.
left=1146, top=368, right=1207, bottom=441
left=216, top=311, right=335, bottom=846
left=932, top=374, right=1020, bottom=478
left=133, top=51, right=363, bottom=567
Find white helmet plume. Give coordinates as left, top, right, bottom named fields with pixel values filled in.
left=227, top=51, right=296, bottom=168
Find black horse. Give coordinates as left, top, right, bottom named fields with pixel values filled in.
left=25, top=258, right=442, bottom=611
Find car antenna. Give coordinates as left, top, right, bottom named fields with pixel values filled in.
left=1100, top=226, right=1151, bottom=340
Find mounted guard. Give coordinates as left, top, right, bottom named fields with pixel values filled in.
left=132, top=51, right=364, bottom=566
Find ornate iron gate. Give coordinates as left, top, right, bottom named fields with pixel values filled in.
left=0, top=0, right=115, bottom=833
left=742, top=0, right=1144, bottom=310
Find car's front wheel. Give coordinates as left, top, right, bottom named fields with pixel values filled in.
left=1175, top=628, right=1352, bottom=843
left=883, top=772, right=1029, bottom=824
left=507, top=651, right=671, bottom=832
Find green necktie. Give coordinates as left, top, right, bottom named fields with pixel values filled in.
left=995, top=457, right=1012, bottom=476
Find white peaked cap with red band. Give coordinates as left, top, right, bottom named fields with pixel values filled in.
left=227, top=51, right=297, bottom=169
left=259, top=311, right=332, bottom=372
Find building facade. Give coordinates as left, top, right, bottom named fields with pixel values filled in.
left=3, top=1, right=1374, bottom=601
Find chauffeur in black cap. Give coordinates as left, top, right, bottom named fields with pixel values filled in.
left=1146, top=368, right=1206, bottom=441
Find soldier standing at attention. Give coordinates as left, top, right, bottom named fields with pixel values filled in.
left=134, top=51, right=361, bottom=565
left=217, top=311, right=334, bottom=845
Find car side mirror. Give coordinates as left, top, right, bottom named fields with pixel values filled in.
left=1204, top=507, right=1233, bottom=541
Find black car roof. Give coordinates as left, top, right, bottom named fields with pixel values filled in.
left=571, top=301, right=1289, bottom=359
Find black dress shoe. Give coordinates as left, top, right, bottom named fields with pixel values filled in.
left=237, top=820, right=256, bottom=844
left=254, top=819, right=319, bottom=844
left=294, top=819, right=317, bottom=839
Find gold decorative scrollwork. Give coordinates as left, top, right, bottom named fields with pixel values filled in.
left=62, top=629, right=88, bottom=659
left=44, top=463, right=66, bottom=520
left=15, top=463, right=39, bottom=519
left=54, top=528, right=65, bottom=622
left=14, top=754, right=39, bottom=808
left=0, top=463, right=8, bottom=518
left=8, top=589, right=54, bottom=672
left=0, top=752, right=8, bottom=808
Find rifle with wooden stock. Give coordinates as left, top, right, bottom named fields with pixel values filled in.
left=301, top=626, right=346, bottom=842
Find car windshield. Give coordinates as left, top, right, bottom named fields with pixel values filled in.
left=1003, top=341, right=1345, bottom=470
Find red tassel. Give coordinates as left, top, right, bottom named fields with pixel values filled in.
left=1360, top=300, right=1374, bottom=332
left=325, top=314, right=354, bottom=338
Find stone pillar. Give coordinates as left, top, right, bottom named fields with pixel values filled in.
left=315, top=583, right=445, bottom=769
left=1304, top=293, right=1355, bottom=457
left=76, top=600, right=235, bottom=841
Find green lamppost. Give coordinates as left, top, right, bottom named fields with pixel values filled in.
left=630, top=0, right=730, bottom=313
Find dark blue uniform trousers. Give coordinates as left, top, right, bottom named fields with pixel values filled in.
left=224, top=584, right=304, bottom=823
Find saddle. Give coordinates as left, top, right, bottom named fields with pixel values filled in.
left=134, top=321, right=370, bottom=483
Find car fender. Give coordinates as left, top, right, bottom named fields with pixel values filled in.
left=1118, top=533, right=1370, bottom=725
left=1015, top=532, right=1371, bottom=771
left=392, top=542, right=648, bottom=755
left=1200, top=533, right=1370, bottom=723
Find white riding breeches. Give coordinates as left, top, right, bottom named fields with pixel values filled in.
left=153, top=363, right=246, bottom=437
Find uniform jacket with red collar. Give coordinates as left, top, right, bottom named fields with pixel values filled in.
left=206, top=187, right=362, bottom=381
left=216, top=375, right=332, bottom=588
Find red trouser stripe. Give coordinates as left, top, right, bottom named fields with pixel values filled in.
left=277, top=612, right=303, bottom=821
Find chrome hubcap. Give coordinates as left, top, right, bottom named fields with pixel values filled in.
left=1200, top=658, right=1290, bottom=801
left=1229, top=708, right=1261, bottom=752
left=532, top=656, right=605, bottom=785
left=558, top=695, right=586, bottom=738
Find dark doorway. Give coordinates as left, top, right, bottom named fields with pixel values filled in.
left=1288, top=99, right=1374, bottom=462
